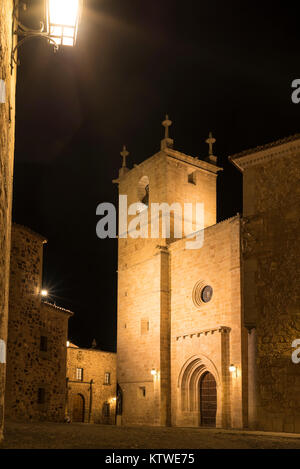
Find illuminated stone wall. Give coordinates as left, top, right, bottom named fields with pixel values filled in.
left=234, top=137, right=300, bottom=432
left=116, top=147, right=227, bottom=427
left=0, top=0, right=17, bottom=441
left=5, top=225, right=71, bottom=422
left=66, top=345, right=117, bottom=424
left=170, top=216, right=247, bottom=429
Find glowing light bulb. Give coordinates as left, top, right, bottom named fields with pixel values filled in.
left=47, top=0, right=82, bottom=47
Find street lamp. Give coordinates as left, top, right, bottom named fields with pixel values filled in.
left=47, top=0, right=82, bottom=47
left=11, top=0, right=83, bottom=67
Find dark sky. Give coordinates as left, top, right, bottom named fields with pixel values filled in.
left=13, top=0, right=300, bottom=350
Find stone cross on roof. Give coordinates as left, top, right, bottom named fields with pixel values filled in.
left=205, top=132, right=217, bottom=164
left=120, top=145, right=129, bottom=168
left=117, top=145, right=130, bottom=178
left=162, top=114, right=172, bottom=139
left=161, top=114, right=174, bottom=150
left=206, top=132, right=216, bottom=156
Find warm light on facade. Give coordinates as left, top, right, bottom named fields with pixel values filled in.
left=229, top=364, right=237, bottom=374
left=47, top=0, right=83, bottom=47
left=41, top=289, right=48, bottom=297
left=66, top=341, right=70, bottom=347
left=151, top=369, right=157, bottom=376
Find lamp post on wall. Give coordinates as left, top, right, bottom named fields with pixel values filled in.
left=11, top=0, right=83, bottom=68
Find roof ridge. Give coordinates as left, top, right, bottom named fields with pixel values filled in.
left=42, top=301, right=74, bottom=316
left=229, top=133, right=300, bottom=160
left=13, top=223, right=48, bottom=243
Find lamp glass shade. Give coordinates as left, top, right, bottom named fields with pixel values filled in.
left=47, top=0, right=82, bottom=47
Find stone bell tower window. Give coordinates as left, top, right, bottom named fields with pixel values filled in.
left=137, top=176, right=150, bottom=207
left=188, top=171, right=197, bottom=185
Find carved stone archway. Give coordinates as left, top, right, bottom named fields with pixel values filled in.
left=178, top=355, right=221, bottom=427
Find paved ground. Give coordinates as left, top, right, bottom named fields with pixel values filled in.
left=1, top=420, right=300, bottom=449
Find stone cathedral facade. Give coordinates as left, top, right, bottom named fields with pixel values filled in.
left=115, top=119, right=300, bottom=432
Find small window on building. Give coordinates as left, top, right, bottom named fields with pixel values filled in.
left=103, top=402, right=110, bottom=417
left=104, top=372, right=111, bottom=385
left=40, top=336, right=48, bottom=352
left=188, top=171, right=197, bottom=185
left=38, top=388, right=46, bottom=404
left=141, top=319, right=149, bottom=335
left=76, top=368, right=83, bottom=381
left=138, top=176, right=150, bottom=208
left=139, top=386, right=146, bottom=398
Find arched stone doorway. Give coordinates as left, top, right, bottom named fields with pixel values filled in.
left=72, top=394, right=85, bottom=422
left=178, top=355, right=220, bottom=427
left=199, top=371, right=217, bottom=427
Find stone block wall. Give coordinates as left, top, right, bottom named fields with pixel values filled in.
left=66, top=345, right=117, bottom=424
left=5, top=224, right=71, bottom=422
left=0, top=0, right=17, bottom=441
left=233, top=137, right=300, bottom=432
left=170, top=216, right=247, bottom=428
left=116, top=147, right=222, bottom=426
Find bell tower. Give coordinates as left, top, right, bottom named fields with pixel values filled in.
left=114, top=117, right=222, bottom=426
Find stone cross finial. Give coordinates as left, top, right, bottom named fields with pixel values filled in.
left=162, top=114, right=172, bottom=139
left=206, top=132, right=216, bottom=156
left=120, top=145, right=129, bottom=168
left=161, top=114, right=174, bottom=150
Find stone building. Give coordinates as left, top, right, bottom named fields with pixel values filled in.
left=66, top=342, right=116, bottom=424
left=0, top=0, right=17, bottom=441
left=5, top=224, right=73, bottom=422
left=115, top=118, right=300, bottom=432
left=230, top=135, right=300, bottom=432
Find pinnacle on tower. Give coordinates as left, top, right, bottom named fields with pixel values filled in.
left=161, top=114, right=174, bottom=150
left=205, top=132, right=217, bottom=164
left=119, top=145, right=130, bottom=177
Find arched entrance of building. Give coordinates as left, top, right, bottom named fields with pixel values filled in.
left=72, top=394, right=85, bottom=422
left=199, top=371, right=217, bottom=427
left=178, top=355, right=220, bottom=428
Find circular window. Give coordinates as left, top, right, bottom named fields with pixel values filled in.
left=192, top=281, right=213, bottom=307
left=201, top=285, right=213, bottom=303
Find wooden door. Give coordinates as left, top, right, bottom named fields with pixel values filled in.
left=72, top=394, right=85, bottom=422
left=200, top=372, right=217, bottom=427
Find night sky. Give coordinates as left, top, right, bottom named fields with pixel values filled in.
left=12, top=0, right=300, bottom=350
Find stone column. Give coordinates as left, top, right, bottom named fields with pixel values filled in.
left=248, top=328, right=258, bottom=429
left=0, top=0, right=18, bottom=442
left=89, top=380, right=93, bottom=423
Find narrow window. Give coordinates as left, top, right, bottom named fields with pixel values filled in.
left=188, top=171, right=197, bottom=185
left=104, top=372, right=111, bottom=385
left=76, top=368, right=83, bottom=381
left=38, top=388, right=46, bottom=404
left=141, top=319, right=149, bottom=335
left=139, top=386, right=146, bottom=398
left=40, top=336, right=48, bottom=352
left=142, top=184, right=149, bottom=206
